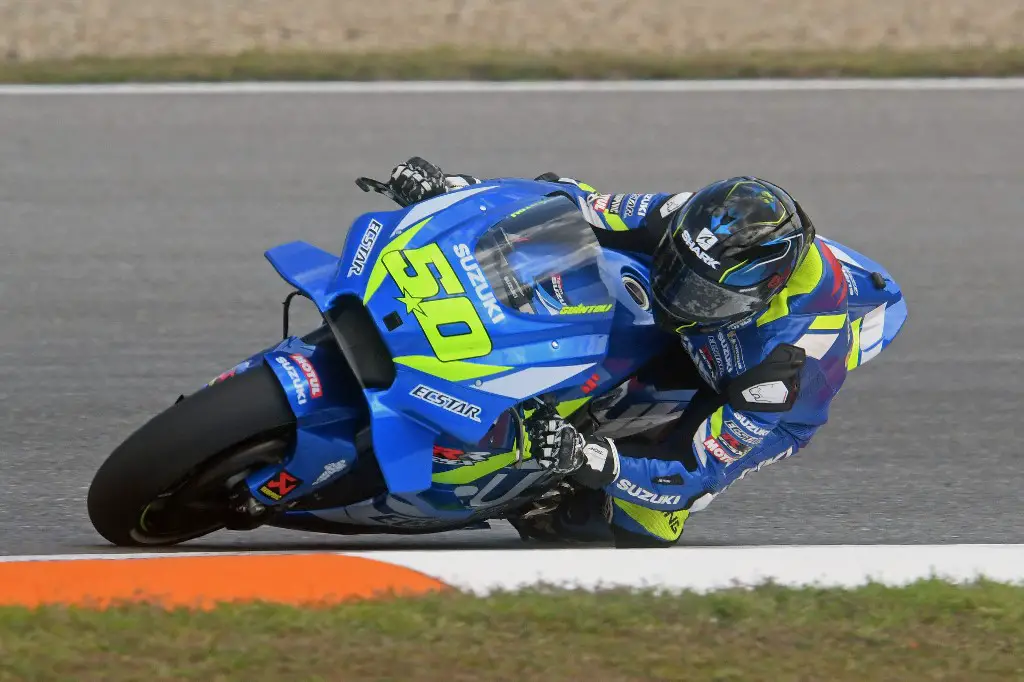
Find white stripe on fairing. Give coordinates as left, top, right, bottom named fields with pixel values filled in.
left=390, top=184, right=494, bottom=236
left=473, top=363, right=594, bottom=400
left=859, top=303, right=887, bottom=351
left=3, top=79, right=1024, bottom=96
left=794, top=331, right=839, bottom=360
left=861, top=339, right=884, bottom=362
left=822, top=241, right=864, bottom=269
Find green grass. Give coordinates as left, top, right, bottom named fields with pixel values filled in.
left=0, top=580, right=1022, bottom=681
left=2, top=47, right=1024, bottom=83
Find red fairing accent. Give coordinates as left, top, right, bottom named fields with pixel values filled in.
left=821, top=243, right=847, bottom=304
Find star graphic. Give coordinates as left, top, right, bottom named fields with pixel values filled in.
left=396, top=292, right=424, bottom=314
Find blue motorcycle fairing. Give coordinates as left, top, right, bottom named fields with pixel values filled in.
left=263, top=241, right=341, bottom=313
left=289, top=249, right=681, bottom=529
left=243, top=338, right=367, bottom=504
left=817, top=235, right=907, bottom=366
left=264, top=182, right=631, bottom=494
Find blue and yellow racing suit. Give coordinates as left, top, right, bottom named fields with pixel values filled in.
left=448, top=173, right=907, bottom=546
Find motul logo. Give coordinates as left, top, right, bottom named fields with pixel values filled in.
left=704, top=437, right=739, bottom=464
left=289, top=354, right=323, bottom=399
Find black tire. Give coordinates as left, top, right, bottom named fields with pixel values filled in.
left=87, top=362, right=296, bottom=547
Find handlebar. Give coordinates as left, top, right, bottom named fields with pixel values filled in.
left=355, top=176, right=410, bottom=207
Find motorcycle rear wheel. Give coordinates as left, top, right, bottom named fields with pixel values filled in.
left=86, top=362, right=296, bottom=547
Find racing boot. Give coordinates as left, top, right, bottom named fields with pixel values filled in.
left=508, top=484, right=614, bottom=545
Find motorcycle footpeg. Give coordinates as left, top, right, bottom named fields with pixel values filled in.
left=225, top=495, right=276, bottom=531
left=518, top=501, right=559, bottom=520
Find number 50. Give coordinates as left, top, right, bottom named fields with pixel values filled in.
left=381, top=243, right=492, bottom=362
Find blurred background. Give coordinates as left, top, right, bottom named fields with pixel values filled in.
left=0, top=0, right=1022, bottom=79
left=2, top=0, right=1022, bottom=60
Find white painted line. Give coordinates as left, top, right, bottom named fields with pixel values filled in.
left=351, top=544, right=1024, bottom=594
left=0, top=550, right=302, bottom=562
left=1, top=78, right=1024, bottom=96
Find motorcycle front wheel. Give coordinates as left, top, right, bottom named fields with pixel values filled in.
left=86, top=362, right=296, bottom=547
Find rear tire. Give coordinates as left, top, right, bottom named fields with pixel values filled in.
left=87, top=362, right=296, bottom=547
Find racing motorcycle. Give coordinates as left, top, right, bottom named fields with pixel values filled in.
left=86, top=175, right=906, bottom=546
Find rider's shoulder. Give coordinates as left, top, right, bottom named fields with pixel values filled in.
left=749, top=301, right=850, bottom=367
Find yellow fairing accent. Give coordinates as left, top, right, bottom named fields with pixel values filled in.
left=809, top=313, right=848, bottom=330
left=756, top=243, right=824, bottom=327
left=433, top=422, right=533, bottom=485
left=710, top=407, right=724, bottom=438
left=846, top=317, right=863, bottom=370
left=614, top=499, right=688, bottom=542
left=603, top=213, right=630, bottom=232
left=393, top=355, right=511, bottom=381
left=362, top=217, right=433, bottom=304
left=556, top=396, right=592, bottom=418
left=432, top=450, right=520, bottom=485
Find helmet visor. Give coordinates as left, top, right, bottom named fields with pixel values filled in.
left=652, top=240, right=766, bottom=329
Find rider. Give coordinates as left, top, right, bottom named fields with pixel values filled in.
left=382, top=157, right=858, bottom=547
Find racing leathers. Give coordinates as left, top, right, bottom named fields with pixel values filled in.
left=385, top=159, right=854, bottom=547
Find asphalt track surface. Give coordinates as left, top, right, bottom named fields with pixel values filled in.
left=1, top=85, right=1022, bottom=555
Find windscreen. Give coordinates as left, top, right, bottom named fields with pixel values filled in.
left=473, top=195, right=613, bottom=316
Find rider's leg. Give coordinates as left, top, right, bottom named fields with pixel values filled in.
left=608, top=498, right=690, bottom=547
left=509, top=484, right=689, bottom=547
left=606, top=428, right=803, bottom=546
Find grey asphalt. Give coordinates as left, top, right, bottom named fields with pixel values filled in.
left=1, top=88, right=1022, bottom=555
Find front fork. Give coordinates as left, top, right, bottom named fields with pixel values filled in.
left=204, top=317, right=371, bottom=520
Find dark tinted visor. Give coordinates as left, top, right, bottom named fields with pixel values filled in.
left=652, top=240, right=765, bottom=329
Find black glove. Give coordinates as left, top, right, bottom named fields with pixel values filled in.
left=526, top=406, right=620, bottom=488
left=387, top=157, right=447, bottom=206
left=533, top=172, right=591, bottom=191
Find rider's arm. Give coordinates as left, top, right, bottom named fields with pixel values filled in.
left=599, top=336, right=819, bottom=545
left=606, top=385, right=800, bottom=512
left=527, top=174, right=690, bottom=235
left=442, top=169, right=688, bottom=238
left=575, top=189, right=685, bottom=234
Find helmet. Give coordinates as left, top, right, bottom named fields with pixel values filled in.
left=651, top=177, right=816, bottom=335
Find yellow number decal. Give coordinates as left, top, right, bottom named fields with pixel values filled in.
left=381, top=243, right=464, bottom=298
left=383, top=243, right=492, bottom=362
left=417, top=297, right=492, bottom=361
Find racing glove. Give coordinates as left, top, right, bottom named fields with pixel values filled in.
left=525, top=407, right=620, bottom=488
left=386, top=156, right=448, bottom=205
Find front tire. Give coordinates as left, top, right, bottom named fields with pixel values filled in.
left=87, top=362, right=296, bottom=547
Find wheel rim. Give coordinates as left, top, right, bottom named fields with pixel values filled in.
left=126, top=437, right=290, bottom=545
left=129, top=503, right=225, bottom=545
